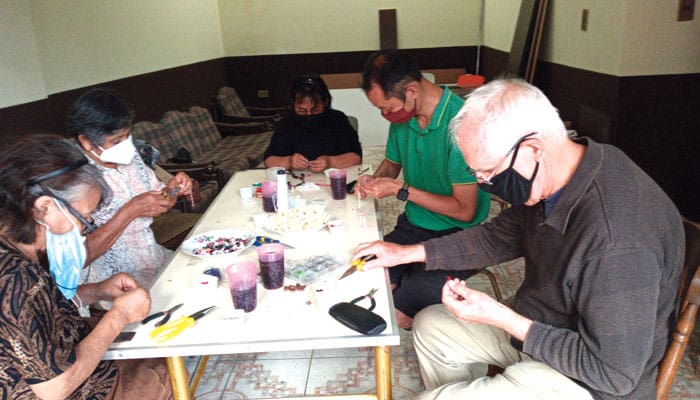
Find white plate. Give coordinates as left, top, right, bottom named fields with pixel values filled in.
left=263, top=205, right=330, bottom=234
left=181, top=229, right=255, bottom=258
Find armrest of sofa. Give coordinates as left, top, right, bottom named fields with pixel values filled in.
left=246, top=106, right=286, bottom=118
left=158, top=162, right=224, bottom=190
left=215, top=120, right=272, bottom=136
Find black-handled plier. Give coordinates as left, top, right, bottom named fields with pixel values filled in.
left=141, top=303, right=184, bottom=327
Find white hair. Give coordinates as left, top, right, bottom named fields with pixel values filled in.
left=450, top=79, right=567, bottom=163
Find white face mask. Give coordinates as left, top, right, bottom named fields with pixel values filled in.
left=92, top=136, right=136, bottom=165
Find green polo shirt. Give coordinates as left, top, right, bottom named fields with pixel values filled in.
left=385, top=86, right=490, bottom=231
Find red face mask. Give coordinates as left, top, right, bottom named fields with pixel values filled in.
left=381, top=99, right=417, bottom=123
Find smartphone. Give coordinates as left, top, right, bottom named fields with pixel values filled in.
left=114, top=331, right=135, bottom=343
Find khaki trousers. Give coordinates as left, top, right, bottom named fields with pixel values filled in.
left=413, top=305, right=593, bottom=400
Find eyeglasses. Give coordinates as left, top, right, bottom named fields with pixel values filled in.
left=38, top=185, right=97, bottom=236
left=466, top=132, right=537, bottom=185
left=52, top=195, right=97, bottom=236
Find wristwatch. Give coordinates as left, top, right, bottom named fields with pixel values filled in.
left=397, top=183, right=410, bottom=201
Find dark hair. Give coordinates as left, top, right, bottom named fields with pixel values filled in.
left=0, top=134, right=111, bottom=244
left=289, top=75, right=332, bottom=110
left=361, top=49, right=422, bottom=101
left=65, top=87, right=135, bottom=146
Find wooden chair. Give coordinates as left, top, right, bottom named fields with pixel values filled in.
left=656, top=219, right=700, bottom=399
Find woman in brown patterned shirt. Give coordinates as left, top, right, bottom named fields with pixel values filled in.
left=0, top=135, right=171, bottom=399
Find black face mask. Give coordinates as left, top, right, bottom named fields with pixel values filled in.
left=478, top=144, right=539, bottom=205
left=293, top=113, right=324, bottom=131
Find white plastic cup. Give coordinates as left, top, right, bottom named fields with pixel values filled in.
left=239, top=186, right=253, bottom=200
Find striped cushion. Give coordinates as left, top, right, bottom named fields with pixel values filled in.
left=131, top=120, right=177, bottom=161
left=216, top=87, right=250, bottom=117
left=161, top=107, right=220, bottom=162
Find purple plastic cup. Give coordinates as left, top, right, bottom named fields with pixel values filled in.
left=226, top=262, right=258, bottom=312
left=328, top=169, right=347, bottom=200
left=256, top=243, right=285, bottom=289
left=261, top=180, right=277, bottom=212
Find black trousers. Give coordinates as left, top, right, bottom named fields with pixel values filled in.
left=384, top=213, right=475, bottom=318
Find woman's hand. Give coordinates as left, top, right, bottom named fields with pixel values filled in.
left=309, top=156, right=329, bottom=172
left=111, top=287, right=151, bottom=326
left=291, top=153, right=309, bottom=170
left=351, top=241, right=426, bottom=271
left=128, top=191, right=171, bottom=217
left=166, top=172, right=193, bottom=196
left=96, top=272, right=140, bottom=301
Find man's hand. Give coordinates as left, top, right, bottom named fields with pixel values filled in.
left=351, top=241, right=426, bottom=270
left=111, top=287, right=151, bottom=326
left=291, top=153, right=310, bottom=170
left=309, top=156, right=329, bottom=172
left=96, top=272, right=140, bottom=301
left=166, top=172, right=193, bottom=196
left=442, top=278, right=533, bottom=341
left=128, top=191, right=172, bottom=217
left=362, top=177, right=403, bottom=199
left=355, top=175, right=374, bottom=199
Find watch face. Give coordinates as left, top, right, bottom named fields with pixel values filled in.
left=397, top=188, right=409, bottom=201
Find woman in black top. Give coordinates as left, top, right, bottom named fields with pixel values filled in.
left=264, top=75, right=362, bottom=172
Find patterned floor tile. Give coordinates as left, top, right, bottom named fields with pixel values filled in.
left=224, top=358, right=310, bottom=399
left=192, top=355, right=237, bottom=398
left=305, top=354, right=423, bottom=399
left=256, top=350, right=313, bottom=360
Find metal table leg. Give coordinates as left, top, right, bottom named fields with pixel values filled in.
left=375, top=346, right=392, bottom=400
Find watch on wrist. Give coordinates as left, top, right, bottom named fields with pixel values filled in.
left=397, top=183, right=410, bottom=201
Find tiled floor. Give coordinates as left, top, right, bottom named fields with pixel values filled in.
left=186, top=147, right=699, bottom=399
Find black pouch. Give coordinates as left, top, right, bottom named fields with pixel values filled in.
left=168, top=147, right=192, bottom=163
left=329, top=299, right=387, bottom=335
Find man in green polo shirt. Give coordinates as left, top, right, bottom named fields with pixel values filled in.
left=356, top=49, right=490, bottom=329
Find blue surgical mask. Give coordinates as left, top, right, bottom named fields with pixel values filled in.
left=38, top=199, right=87, bottom=300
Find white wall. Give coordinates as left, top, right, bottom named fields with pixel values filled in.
left=218, top=0, right=480, bottom=56
left=29, top=0, right=224, bottom=94
left=484, top=0, right=700, bottom=77
left=0, top=0, right=47, bottom=108
left=619, top=1, right=700, bottom=76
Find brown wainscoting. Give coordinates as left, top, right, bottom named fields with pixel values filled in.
left=224, top=46, right=477, bottom=108
left=0, top=59, right=227, bottom=138
left=1, top=47, right=475, bottom=138
left=0, top=99, right=53, bottom=140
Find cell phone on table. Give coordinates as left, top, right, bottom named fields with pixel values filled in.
left=114, top=332, right=135, bottom=343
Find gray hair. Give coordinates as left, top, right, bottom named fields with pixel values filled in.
left=449, top=79, right=567, bottom=163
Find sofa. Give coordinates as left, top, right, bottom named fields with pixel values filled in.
left=131, top=106, right=273, bottom=183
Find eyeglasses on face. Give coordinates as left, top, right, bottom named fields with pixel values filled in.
left=466, top=132, right=537, bottom=185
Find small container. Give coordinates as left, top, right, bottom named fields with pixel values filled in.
left=252, top=182, right=262, bottom=198
left=226, top=262, right=258, bottom=313
left=328, top=169, right=347, bottom=200
left=256, top=243, right=285, bottom=290
left=239, top=186, right=253, bottom=200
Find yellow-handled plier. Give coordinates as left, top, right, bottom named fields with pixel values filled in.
left=150, top=305, right=216, bottom=343
left=339, top=254, right=377, bottom=280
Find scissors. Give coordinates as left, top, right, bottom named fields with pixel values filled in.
left=141, top=303, right=184, bottom=327
left=339, top=254, right=377, bottom=280
left=149, top=305, right=216, bottom=343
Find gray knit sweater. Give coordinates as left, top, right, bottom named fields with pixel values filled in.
left=423, top=138, right=684, bottom=399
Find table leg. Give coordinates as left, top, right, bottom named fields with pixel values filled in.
left=374, top=346, right=392, bottom=400
left=167, top=356, right=191, bottom=400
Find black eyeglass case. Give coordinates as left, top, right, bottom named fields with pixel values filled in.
left=328, top=302, right=387, bottom=335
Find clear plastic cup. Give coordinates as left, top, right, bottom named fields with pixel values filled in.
left=256, top=243, right=285, bottom=289
left=226, top=262, right=258, bottom=312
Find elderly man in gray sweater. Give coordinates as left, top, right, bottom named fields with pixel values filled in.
left=352, top=79, right=684, bottom=399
